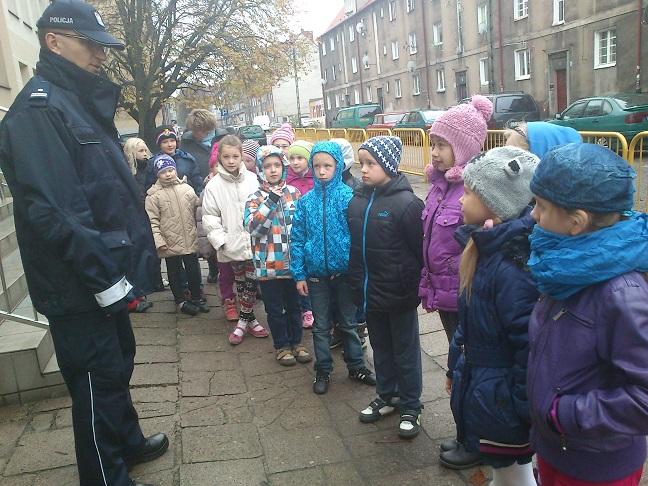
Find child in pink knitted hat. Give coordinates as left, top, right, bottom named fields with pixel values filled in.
left=418, top=95, right=492, bottom=467
left=270, top=123, right=295, bottom=155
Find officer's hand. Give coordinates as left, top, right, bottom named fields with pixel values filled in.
left=159, top=245, right=168, bottom=252
left=445, top=377, right=452, bottom=395
left=296, top=280, right=308, bottom=296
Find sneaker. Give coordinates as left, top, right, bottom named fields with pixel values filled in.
left=359, top=397, right=399, bottom=423
left=313, top=372, right=330, bottom=394
left=357, top=322, right=368, bottom=338
left=228, top=323, right=246, bottom=345
left=360, top=336, right=368, bottom=349
left=399, top=409, right=422, bottom=439
left=348, top=367, right=376, bottom=386
left=302, top=311, right=314, bottom=329
left=223, top=298, right=239, bottom=321
left=178, top=301, right=198, bottom=316
left=191, top=300, right=210, bottom=313
left=246, top=319, right=269, bottom=338
left=162, top=278, right=169, bottom=287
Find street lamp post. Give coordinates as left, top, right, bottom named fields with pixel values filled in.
left=293, top=45, right=302, bottom=127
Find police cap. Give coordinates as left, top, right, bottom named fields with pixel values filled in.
left=37, top=0, right=125, bottom=50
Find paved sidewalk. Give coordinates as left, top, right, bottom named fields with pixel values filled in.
left=0, top=282, right=497, bottom=486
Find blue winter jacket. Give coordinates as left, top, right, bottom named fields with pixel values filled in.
left=290, top=142, right=353, bottom=281
left=448, top=211, right=539, bottom=459
left=145, top=148, right=203, bottom=195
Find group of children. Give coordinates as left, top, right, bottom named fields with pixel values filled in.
left=122, top=105, right=648, bottom=485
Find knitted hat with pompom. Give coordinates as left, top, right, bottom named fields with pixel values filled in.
left=270, top=123, right=295, bottom=145
left=428, top=95, right=493, bottom=182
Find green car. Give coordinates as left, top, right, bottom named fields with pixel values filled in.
left=394, top=110, right=446, bottom=131
left=331, top=104, right=382, bottom=129
left=550, top=94, right=648, bottom=144
left=237, top=125, right=267, bottom=145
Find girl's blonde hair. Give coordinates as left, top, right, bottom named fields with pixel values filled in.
left=217, top=135, right=243, bottom=163
left=123, top=138, right=151, bottom=175
left=459, top=238, right=479, bottom=301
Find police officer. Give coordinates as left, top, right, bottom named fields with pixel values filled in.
left=0, top=1, right=167, bottom=485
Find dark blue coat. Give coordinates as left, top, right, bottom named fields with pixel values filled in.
left=448, top=212, right=538, bottom=457
left=146, top=149, right=203, bottom=194
left=0, top=50, right=158, bottom=316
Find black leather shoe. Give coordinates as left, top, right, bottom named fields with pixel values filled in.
left=439, top=443, right=482, bottom=470
left=440, top=438, right=459, bottom=452
left=129, top=480, right=155, bottom=486
left=313, top=372, right=330, bottom=394
left=125, top=433, right=169, bottom=468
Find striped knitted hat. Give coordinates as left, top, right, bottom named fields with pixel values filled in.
left=242, top=140, right=260, bottom=162
left=359, top=136, right=402, bottom=177
left=270, top=123, right=295, bottom=145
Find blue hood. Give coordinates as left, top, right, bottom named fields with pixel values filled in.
left=309, top=141, right=345, bottom=190
left=527, top=122, right=581, bottom=159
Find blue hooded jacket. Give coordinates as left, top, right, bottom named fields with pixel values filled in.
left=290, top=141, right=353, bottom=281
left=526, top=122, right=581, bottom=159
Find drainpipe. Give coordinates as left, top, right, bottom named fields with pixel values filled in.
left=356, top=25, right=364, bottom=103
left=421, top=0, right=432, bottom=108
left=637, top=0, right=643, bottom=93
left=497, top=0, right=504, bottom=92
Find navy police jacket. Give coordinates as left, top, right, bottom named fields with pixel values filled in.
left=0, top=50, right=158, bottom=316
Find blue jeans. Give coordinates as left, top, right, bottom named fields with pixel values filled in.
left=366, top=307, right=422, bottom=411
left=308, top=275, right=364, bottom=374
left=258, top=279, right=303, bottom=349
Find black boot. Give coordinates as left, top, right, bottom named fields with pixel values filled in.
left=439, top=443, right=482, bottom=470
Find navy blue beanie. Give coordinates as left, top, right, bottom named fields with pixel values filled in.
left=359, top=136, right=402, bottom=177
left=530, top=143, right=636, bottom=213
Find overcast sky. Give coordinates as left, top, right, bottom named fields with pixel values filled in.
left=294, top=0, right=345, bottom=37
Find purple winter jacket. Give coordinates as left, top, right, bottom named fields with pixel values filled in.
left=528, top=271, right=648, bottom=482
left=418, top=168, right=464, bottom=312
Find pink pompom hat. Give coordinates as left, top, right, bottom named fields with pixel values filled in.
left=269, top=123, right=295, bottom=145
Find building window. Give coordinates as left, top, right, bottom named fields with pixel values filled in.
left=436, top=69, right=446, bottom=92
left=335, top=94, right=339, bottom=108
left=327, top=96, right=331, bottom=110
left=389, top=0, right=396, bottom=21
left=366, top=86, right=373, bottom=102
left=553, top=0, right=564, bottom=25
left=413, top=74, right=421, bottom=95
left=514, top=49, right=531, bottom=80
left=323, top=68, right=328, bottom=83
left=330, top=37, right=335, bottom=51
left=392, top=41, right=399, bottom=60
left=395, top=79, right=402, bottom=98
left=514, top=0, right=528, bottom=20
left=332, top=66, right=337, bottom=80
left=594, top=28, right=616, bottom=68
left=349, top=25, right=355, bottom=42
left=477, top=3, right=488, bottom=34
left=380, top=7, right=384, bottom=18
left=322, top=42, right=326, bottom=56
left=408, top=33, right=418, bottom=54
left=479, top=58, right=489, bottom=86
left=433, top=23, right=443, bottom=46
left=354, top=89, right=360, bottom=104
left=352, top=57, right=358, bottom=73
left=383, top=44, right=387, bottom=56
left=363, top=52, right=370, bottom=69
left=407, top=0, right=415, bottom=13
left=386, top=81, right=390, bottom=94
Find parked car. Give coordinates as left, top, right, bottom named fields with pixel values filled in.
left=331, top=104, right=382, bottom=129
left=237, top=124, right=267, bottom=145
left=367, top=112, right=407, bottom=129
left=394, top=109, right=446, bottom=131
left=550, top=93, right=648, bottom=143
left=462, top=92, right=540, bottom=129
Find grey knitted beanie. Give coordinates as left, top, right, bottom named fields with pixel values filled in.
left=463, top=146, right=540, bottom=221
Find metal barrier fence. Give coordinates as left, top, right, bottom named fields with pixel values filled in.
left=578, top=131, right=628, bottom=160
left=392, top=128, right=429, bottom=176
left=628, top=131, right=648, bottom=212
left=329, top=129, right=348, bottom=139
left=484, top=130, right=507, bottom=150
left=366, top=128, right=393, bottom=138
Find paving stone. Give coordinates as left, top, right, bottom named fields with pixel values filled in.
left=0, top=421, right=26, bottom=457
left=260, top=425, right=348, bottom=474
left=209, top=369, right=247, bottom=396
left=0, top=404, right=30, bottom=423
left=369, top=464, right=466, bottom=486
left=269, top=465, right=326, bottom=485
left=130, top=315, right=177, bottom=329
left=133, top=328, right=177, bottom=346
left=31, top=465, right=79, bottom=486
left=132, top=469, right=175, bottom=486
left=322, top=462, right=365, bottom=484
left=136, top=402, right=176, bottom=419
left=180, top=395, right=251, bottom=428
left=181, top=371, right=212, bottom=397
left=134, top=345, right=178, bottom=364
left=178, top=334, right=228, bottom=352
left=420, top=330, right=451, bottom=358
left=131, top=363, right=178, bottom=386
left=182, top=423, right=262, bottom=463
left=421, top=366, right=452, bottom=403
left=29, top=413, right=53, bottom=432
left=180, top=351, right=238, bottom=372
left=54, top=408, right=72, bottom=429
left=32, top=396, right=72, bottom=412
left=5, top=429, right=75, bottom=474
left=421, top=398, right=457, bottom=440
left=144, top=300, right=177, bottom=314
left=177, top=320, right=226, bottom=335
left=131, top=386, right=179, bottom=403
left=0, top=474, right=35, bottom=486
left=419, top=310, right=444, bottom=335
left=180, top=459, right=266, bottom=486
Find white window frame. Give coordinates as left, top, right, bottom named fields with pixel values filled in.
left=395, top=79, right=402, bottom=98
left=385, top=81, right=390, bottom=94
left=363, top=52, right=370, bottom=69
left=351, top=57, right=358, bottom=73
left=383, top=44, right=387, bottom=56
left=477, top=3, right=488, bottom=34
left=322, top=42, right=326, bottom=56
left=514, top=48, right=531, bottom=80
left=553, top=0, right=564, bottom=25
left=389, top=0, right=396, bottom=21
left=514, top=0, right=528, bottom=20
left=330, top=37, right=335, bottom=51
left=380, top=7, right=384, bottom=18
left=407, top=0, right=415, bottom=13
left=391, top=41, right=399, bottom=60
left=594, top=28, right=616, bottom=69
left=413, top=74, right=421, bottom=95
left=349, top=25, right=355, bottom=42
left=479, top=57, right=489, bottom=86
left=436, top=69, right=446, bottom=92
left=326, top=95, right=331, bottom=110
left=335, top=93, right=339, bottom=108
left=433, top=23, right=443, bottom=46
left=354, top=88, right=360, bottom=105
left=323, top=68, right=328, bottom=83
left=366, top=86, right=372, bottom=102
left=332, top=65, right=337, bottom=81
left=408, top=33, right=418, bottom=54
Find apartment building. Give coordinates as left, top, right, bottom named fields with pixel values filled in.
left=0, top=0, right=49, bottom=119
left=319, top=0, right=647, bottom=124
